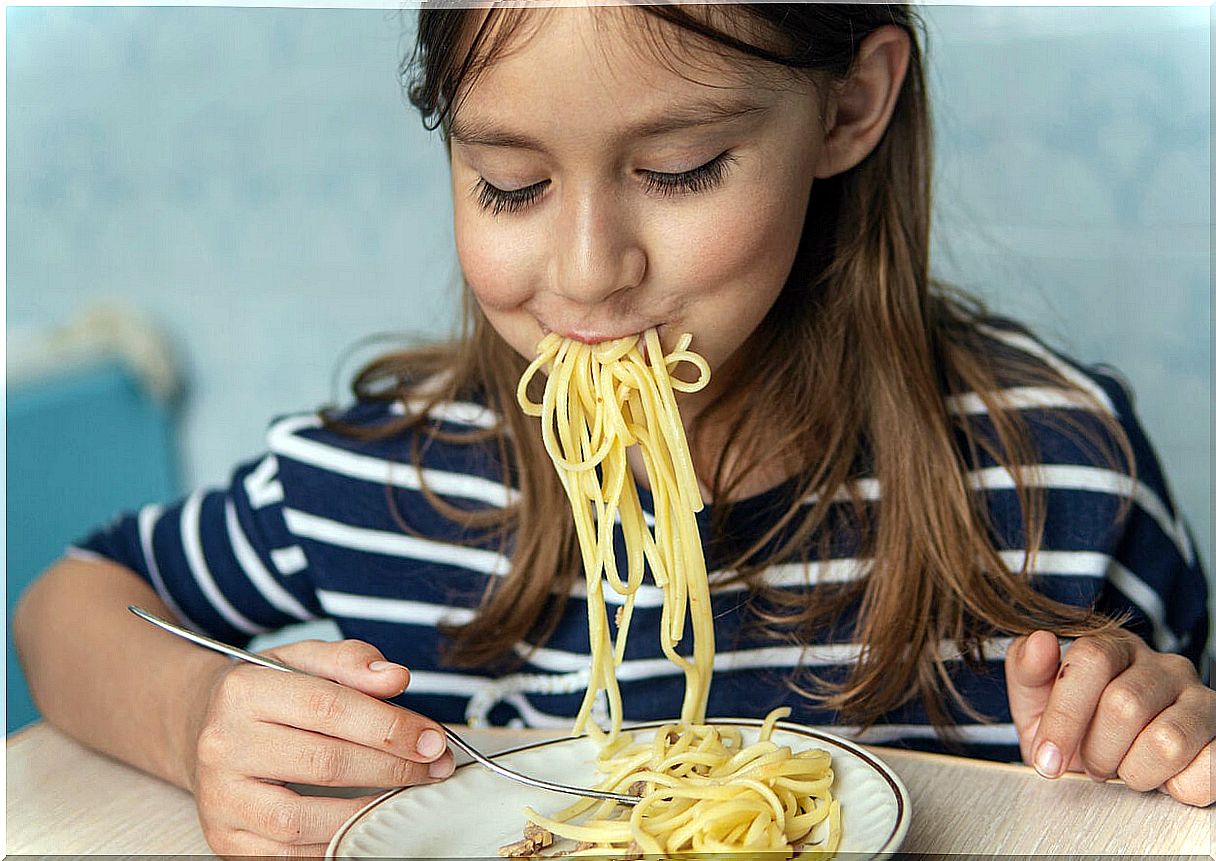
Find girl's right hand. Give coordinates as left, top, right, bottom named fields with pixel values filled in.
left=186, top=638, right=455, bottom=858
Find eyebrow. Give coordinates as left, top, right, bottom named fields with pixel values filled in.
left=448, top=95, right=769, bottom=152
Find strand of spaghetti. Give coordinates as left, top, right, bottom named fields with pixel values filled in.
left=645, top=328, right=702, bottom=512
left=519, top=807, right=632, bottom=844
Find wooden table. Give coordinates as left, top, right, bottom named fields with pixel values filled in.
left=7, top=720, right=1212, bottom=857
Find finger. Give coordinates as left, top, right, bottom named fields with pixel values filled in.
left=1076, top=662, right=1179, bottom=780
left=1030, top=635, right=1133, bottom=779
left=1161, top=743, right=1215, bottom=807
left=215, top=833, right=335, bottom=860
left=228, top=721, right=456, bottom=788
left=263, top=638, right=411, bottom=700
left=233, top=667, right=448, bottom=763
left=210, top=777, right=383, bottom=846
left=1117, top=689, right=1216, bottom=793
left=216, top=843, right=332, bottom=861
left=1005, top=630, right=1060, bottom=762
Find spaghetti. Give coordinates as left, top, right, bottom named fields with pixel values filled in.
left=511, top=330, right=840, bottom=858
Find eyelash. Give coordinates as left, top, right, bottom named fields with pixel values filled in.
left=473, top=151, right=736, bottom=216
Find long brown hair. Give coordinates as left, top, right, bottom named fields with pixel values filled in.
left=326, top=4, right=1135, bottom=736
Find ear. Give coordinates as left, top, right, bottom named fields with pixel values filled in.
left=813, top=25, right=911, bottom=179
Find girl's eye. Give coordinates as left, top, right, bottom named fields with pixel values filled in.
left=474, top=178, right=549, bottom=216
left=471, top=151, right=736, bottom=215
left=642, top=151, right=736, bottom=197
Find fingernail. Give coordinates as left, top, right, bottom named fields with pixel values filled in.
left=1034, top=741, right=1062, bottom=778
left=428, top=755, right=454, bottom=779
left=369, top=661, right=405, bottom=673
left=417, top=729, right=445, bottom=758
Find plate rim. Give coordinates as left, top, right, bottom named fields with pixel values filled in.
left=327, top=718, right=912, bottom=859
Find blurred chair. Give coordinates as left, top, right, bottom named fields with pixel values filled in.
left=7, top=306, right=181, bottom=733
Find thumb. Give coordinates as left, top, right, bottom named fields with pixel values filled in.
left=1005, top=630, right=1060, bottom=761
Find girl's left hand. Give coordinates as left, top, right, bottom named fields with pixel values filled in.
left=1005, top=630, right=1215, bottom=806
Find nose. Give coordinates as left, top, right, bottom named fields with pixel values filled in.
left=547, top=185, right=646, bottom=306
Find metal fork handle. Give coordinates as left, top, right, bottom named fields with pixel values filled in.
left=127, top=606, right=639, bottom=806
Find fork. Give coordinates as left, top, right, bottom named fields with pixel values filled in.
left=128, top=605, right=639, bottom=805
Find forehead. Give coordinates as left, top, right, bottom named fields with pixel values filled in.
left=450, top=6, right=803, bottom=125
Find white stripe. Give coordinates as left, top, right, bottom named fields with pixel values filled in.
left=268, top=414, right=518, bottom=508
left=452, top=691, right=1022, bottom=747
left=389, top=398, right=502, bottom=430
left=571, top=559, right=870, bottom=608
left=402, top=669, right=494, bottom=696
left=976, top=324, right=1117, bottom=416
left=224, top=500, right=315, bottom=623
left=317, top=589, right=477, bottom=627
left=516, top=638, right=1015, bottom=679
left=503, top=692, right=582, bottom=729
left=611, top=507, right=656, bottom=528
left=946, top=386, right=1094, bottom=415
left=180, top=492, right=265, bottom=636
left=303, top=549, right=1118, bottom=635
left=817, top=467, right=1191, bottom=567
left=970, top=464, right=1193, bottom=564
left=580, top=549, right=1128, bottom=612
left=805, top=478, right=882, bottom=506
left=136, top=504, right=201, bottom=631
left=834, top=721, right=1019, bottom=747
left=270, top=545, right=309, bottom=576
left=999, top=549, right=1111, bottom=578
left=464, top=670, right=594, bottom=726
left=408, top=669, right=1021, bottom=747
left=243, top=454, right=284, bottom=509
left=283, top=508, right=509, bottom=576
left=64, top=545, right=105, bottom=563
left=1105, top=560, right=1179, bottom=652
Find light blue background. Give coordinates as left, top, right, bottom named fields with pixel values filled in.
left=7, top=7, right=1210, bottom=587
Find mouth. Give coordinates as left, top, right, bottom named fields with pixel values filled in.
left=539, top=322, right=665, bottom=349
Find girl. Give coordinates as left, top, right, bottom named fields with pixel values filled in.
left=15, top=3, right=1212, bottom=856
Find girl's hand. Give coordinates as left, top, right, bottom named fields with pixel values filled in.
left=1006, top=630, right=1215, bottom=806
left=185, top=638, right=455, bottom=857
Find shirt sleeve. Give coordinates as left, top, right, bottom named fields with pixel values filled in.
left=1088, top=371, right=1210, bottom=674
left=71, top=452, right=324, bottom=646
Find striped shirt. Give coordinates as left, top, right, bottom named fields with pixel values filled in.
left=76, top=327, right=1209, bottom=762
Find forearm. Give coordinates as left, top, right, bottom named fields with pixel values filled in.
left=13, top=558, right=228, bottom=791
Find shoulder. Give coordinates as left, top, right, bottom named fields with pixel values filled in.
left=948, top=314, right=1141, bottom=473
left=950, top=315, right=1195, bottom=560
left=262, top=395, right=515, bottom=519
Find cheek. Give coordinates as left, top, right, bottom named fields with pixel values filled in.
left=454, top=213, right=537, bottom=314
left=672, top=183, right=806, bottom=307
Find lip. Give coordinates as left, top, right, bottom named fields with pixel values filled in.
left=539, top=323, right=660, bottom=346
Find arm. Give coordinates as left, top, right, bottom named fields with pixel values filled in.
left=13, top=555, right=225, bottom=791
left=14, top=554, right=457, bottom=854
left=15, top=436, right=462, bottom=854
left=1001, top=368, right=1212, bottom=806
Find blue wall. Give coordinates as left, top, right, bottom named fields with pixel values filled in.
left=7, top=7, right=1210, bottom=606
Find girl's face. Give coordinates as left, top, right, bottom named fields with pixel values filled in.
left=450, top=8, right=832, bottom=409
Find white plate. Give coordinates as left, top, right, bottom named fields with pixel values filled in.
left=328, top=718, right=911, bottom=859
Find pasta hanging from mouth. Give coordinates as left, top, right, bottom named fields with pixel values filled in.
left=517, top=328, right=713, bottom=737
left=512, top=330, right=840, bottom=859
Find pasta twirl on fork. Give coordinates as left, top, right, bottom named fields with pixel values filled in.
left=510, top=330, right=841, bottom=858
